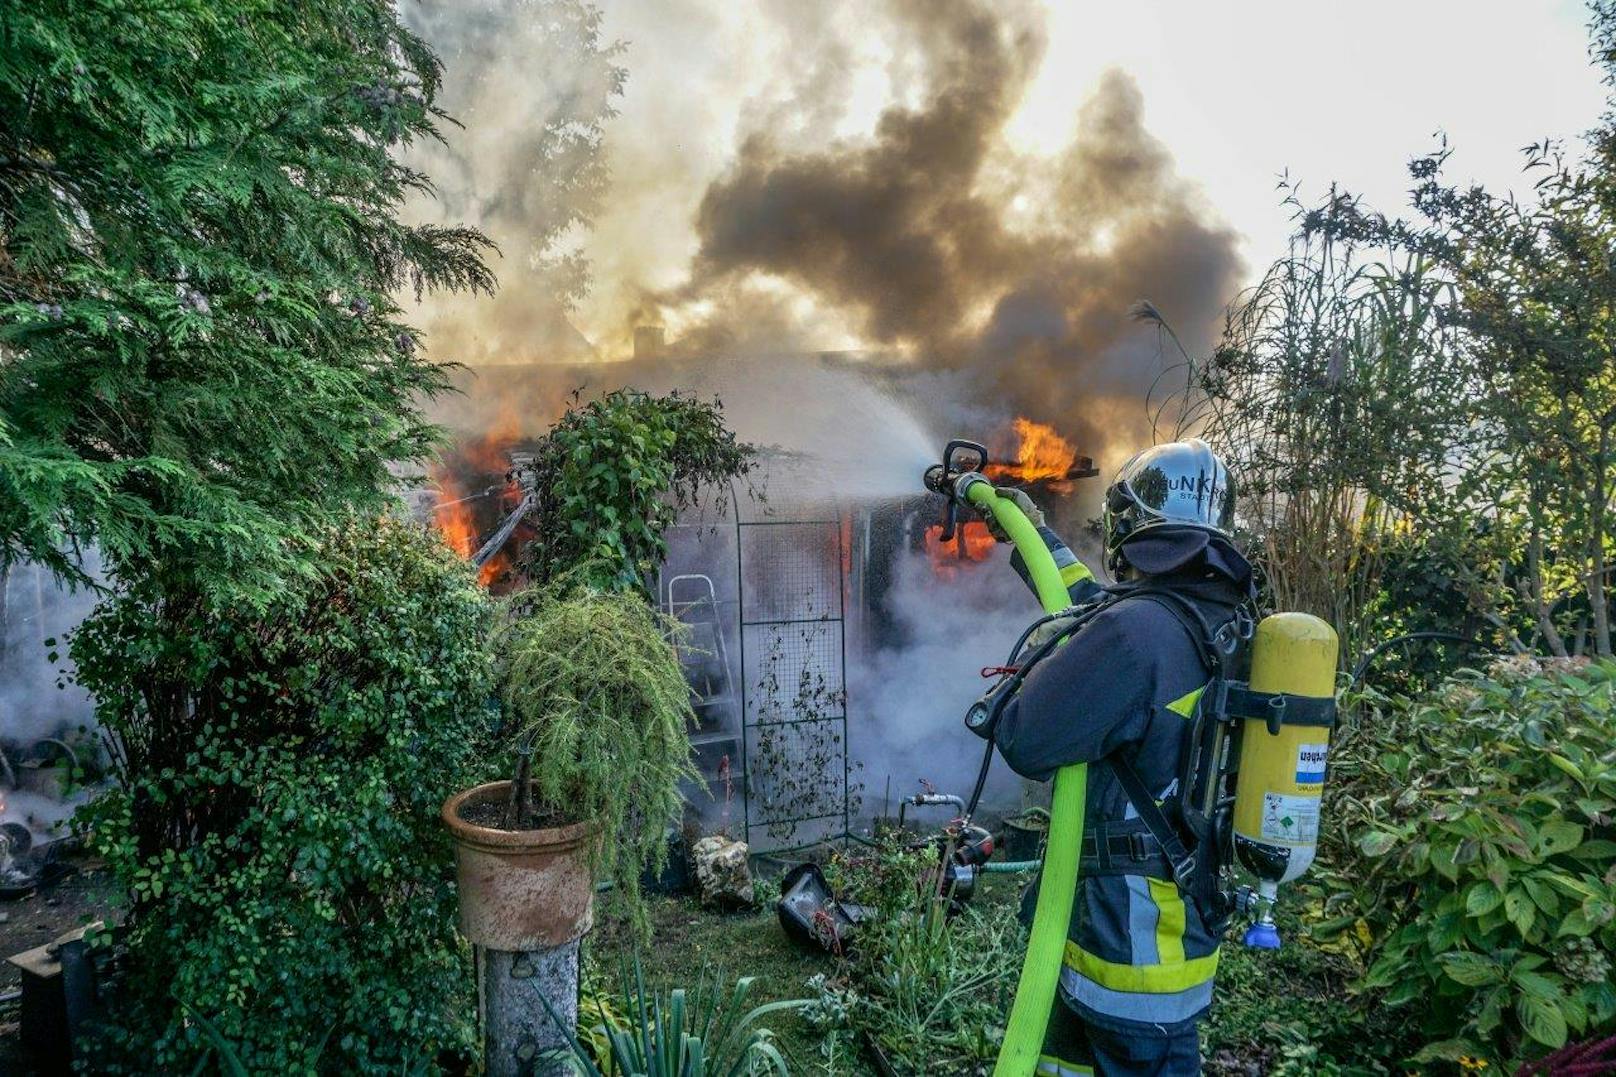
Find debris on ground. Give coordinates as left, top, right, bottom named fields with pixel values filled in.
left=689, top=835, right=754, bottom=908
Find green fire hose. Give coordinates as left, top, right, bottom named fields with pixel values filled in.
left=959, top=479, right=1086, bottom=1077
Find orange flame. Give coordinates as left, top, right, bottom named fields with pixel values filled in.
left=434, top=478, right=478, bottom=560
left=428, top=405, right=524, bottom=588
left=985, top=418, right=1078, bottom=484
left=923, top=520, right=996, bottom=574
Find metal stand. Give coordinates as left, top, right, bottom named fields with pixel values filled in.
left=477, top=940, right=580, bottom=1077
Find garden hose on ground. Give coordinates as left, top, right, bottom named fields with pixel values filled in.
left=981, top=860, right=1041, bottom=873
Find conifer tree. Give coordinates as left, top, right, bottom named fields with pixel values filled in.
left=0, top=0, right=495, bottom=600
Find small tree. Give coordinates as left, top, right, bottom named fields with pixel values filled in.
left=1394, top=134, right=1616, bottom=657
left=516, top=389, right=755, bottom=591
left=1164, top=186, right=1463, bottom=660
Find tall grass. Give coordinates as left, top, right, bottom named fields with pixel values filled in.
left=1154, top=193, right=1463, bottom=661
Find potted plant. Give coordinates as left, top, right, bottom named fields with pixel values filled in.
left=442, top=578, right=701, bottom=947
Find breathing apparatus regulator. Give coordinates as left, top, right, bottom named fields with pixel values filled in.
left=924, top=437, right=1342, bottom=1076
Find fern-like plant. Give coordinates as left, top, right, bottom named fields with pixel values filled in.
left=493, top=576, right=700, bottom=931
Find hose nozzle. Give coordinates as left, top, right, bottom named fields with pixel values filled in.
left=925, top=439, right=990, bottom=541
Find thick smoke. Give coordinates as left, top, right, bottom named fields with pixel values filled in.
left=647, top=0, right=1243, bottom=457
left=851, top=550, right=1035, bottom=817
left=402, top=0, right=1244, bottom=829
left=403, top=0, right=1241, bottom=454
left=401, top=0, right=626, bottom=365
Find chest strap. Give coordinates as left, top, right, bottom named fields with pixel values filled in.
left=1078, top=819, right=1173, bottom=878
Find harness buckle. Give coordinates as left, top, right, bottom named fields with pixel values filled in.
left=1265, top=693, right=1287, bottom=736
left=1128, top=832, right=1150, bottom=862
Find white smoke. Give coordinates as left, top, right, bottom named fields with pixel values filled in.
left=851, top=547, right=1044, bottom=820
left=1, top=553, right=103, bottom=841
left=1, top=557, right=98, bottom=748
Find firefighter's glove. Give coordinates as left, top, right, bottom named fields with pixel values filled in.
left=1024, top=613, right=1076, bottom=654
left=982, top=487, right=1044, bottom=542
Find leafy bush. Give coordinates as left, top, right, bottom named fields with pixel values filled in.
left=494, top=580, right=700, bottom=933
left=1202, top=898, right=1411, bottom=1076
left=517, top=389, right=755, bottom=592
left=1326, top=658, right=1616, bottom=1068
left=74, top=517, right=492, bottom=1072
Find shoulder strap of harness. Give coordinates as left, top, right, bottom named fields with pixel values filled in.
left=1108, top=752, right=1201, bottom=887
left=1097, top=586, right=1249, bottom=910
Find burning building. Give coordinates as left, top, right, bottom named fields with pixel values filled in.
left=424, top=356, right=1103, bottom=851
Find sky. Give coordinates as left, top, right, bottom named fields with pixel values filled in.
left=566, top=0, right=1608, bottom=352
left=1020, top=0, right=1608, bottom=270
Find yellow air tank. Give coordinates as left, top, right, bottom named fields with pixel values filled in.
left=1231, top=612, right=1338, bottom=948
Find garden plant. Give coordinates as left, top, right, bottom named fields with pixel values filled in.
left=75, top=518, right=493, bottom=1071
left=1328, top=657, right=1616, bottom=1069
left=485, top=578, right=703, bottom=933
left=556, top=954, right=805, bottom=1076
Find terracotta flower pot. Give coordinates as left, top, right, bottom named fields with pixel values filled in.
left=442, top=781, right=595, bottom=951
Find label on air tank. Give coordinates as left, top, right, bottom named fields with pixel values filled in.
left=1261, top=792, right=1319, bottom=845
left=1295, top=742, right=1329, bottom=785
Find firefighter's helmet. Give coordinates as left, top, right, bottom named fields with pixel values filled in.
left=1103, top=438, right=1235, bottom=573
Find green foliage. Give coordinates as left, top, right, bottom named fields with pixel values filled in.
left=0, top=0, right=493, bottom=601
left=804, top=838, right=1023, bottom=1073
left=73, top=518, right=493, bottom=1072
left=1202, top=897, right=1410, bottom=1076
left=1325, top=659, right=1616, bottom=1068
left=1359, top=527, right=1507, bottom=693
left=518, top=389, right=755, bottom=592
left=1162, top=192, right=1460, bottom=658
left=494, top=580, right=700, bottom=933
left=557, top=954, right=804, bottom=1076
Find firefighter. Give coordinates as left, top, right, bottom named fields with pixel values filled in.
left=974, top=438, right=1254, bottom=1077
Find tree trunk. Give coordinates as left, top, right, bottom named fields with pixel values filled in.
left=1528, top=523, right=1569, bottom=657
left=1592, top=432, right=1612, bottom=657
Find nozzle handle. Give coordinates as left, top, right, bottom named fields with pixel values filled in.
left=927, top=440, right=990, bottom=541
left=942, top=439, right=988, bottom=479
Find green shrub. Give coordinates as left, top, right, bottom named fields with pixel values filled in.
left=74, top=516, right=493, bottom=1072
left=493, top=580, right=700, bottom=935
left=517, top=389, right=755, bottom=592
left=1326, top=658, right=1616, bottom=1069
left=804, top=838, right=1023, bottom=1073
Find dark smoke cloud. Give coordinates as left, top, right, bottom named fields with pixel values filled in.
left=402, top=0, right=1242, bottom=468
left=653, top=0, right=1241, bottom=455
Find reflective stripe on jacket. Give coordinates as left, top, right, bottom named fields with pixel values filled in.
left=997, top=525, right=1254, bottom=1036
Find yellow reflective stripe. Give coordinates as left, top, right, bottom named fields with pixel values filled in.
left=1063, top=940, right=1220, bottom=993
left=1148, top=878, right=1187, bottom=964
left=1165, top=685, right=1204, bottom=718
left=1060, top=561, right=1095, bottom=587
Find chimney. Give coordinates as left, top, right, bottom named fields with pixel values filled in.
left=633, top=325, right=665, bottom=360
